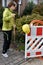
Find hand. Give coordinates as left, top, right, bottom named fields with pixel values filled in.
left=11, top=14, right=16, bottom=17
left=13, top=24, right=16, bottom=28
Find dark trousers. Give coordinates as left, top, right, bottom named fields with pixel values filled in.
left=2, top=30, right=12, bottom=54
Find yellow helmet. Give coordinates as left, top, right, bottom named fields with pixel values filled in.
left=22, top=24, right=30, bottom=34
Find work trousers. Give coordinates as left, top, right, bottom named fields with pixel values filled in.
left=2, top=30, right=12, bottom=54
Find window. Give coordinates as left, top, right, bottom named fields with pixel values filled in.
left=2, top=0, right=12, bottom=7
left=27, top=0, right=38, bottom=4
left=2, top=0, right=6, bottom=7
left=18, top=0, right=21, bottom=4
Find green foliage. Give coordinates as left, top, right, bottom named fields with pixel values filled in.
left=17, top=44, right=25, bottom=50
left=0, top=7, right=4, bottom=28
left=15, top=14, right=43, bottom=44
left=23, top=1, right=35, bottom=15
left=32, top=3, right=43, bottom=16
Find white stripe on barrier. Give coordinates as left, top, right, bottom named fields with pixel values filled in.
left=34, top=39, right=43, bottom=50
left=31, top=26, right=36, bottom=36
left=27, top=37, right=36, bottom=48
left=27, top=37, right=42, bottom=51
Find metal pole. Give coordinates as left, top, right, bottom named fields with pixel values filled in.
left=18, top=4, right=20, bottom=16
left=18, top=0, right=21, bottom=16
left=2, top=0, right=5, bottom=7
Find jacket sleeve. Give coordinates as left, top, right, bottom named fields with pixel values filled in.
left=3, top=9, right=12, bottom=22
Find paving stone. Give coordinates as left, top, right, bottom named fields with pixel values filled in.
left=0, top=32, right=43, bottom=65
left=0, top=62, right=5, bottom=65
left=8, top=62, right=14, bottom=65
left=20, top=61, right=29, bottom=65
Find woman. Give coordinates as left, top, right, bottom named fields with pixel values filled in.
left=2, top=1, right=16, bottom=57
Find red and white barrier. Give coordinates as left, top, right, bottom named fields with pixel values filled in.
left=25, top=26, right=43, bottom=58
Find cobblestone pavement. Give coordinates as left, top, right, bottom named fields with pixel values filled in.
left=0, top=32, right=43, bottom=65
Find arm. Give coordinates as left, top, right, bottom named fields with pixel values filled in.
left=3, top=9, right=12, bottom=22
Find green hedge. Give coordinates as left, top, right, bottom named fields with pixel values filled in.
left=23, top=1, right=35, bottom=15
left=32, top=3, right=43, bottom=16
left=23, top=3, right=43, bottom=16
left=14, top=13, right=43, bottom=50
left=15, top=13, right=43, bottom=44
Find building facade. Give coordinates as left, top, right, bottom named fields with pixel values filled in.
left=0, top=0, right=43, bottom=15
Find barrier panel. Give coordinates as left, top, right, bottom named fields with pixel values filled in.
left=25, top=26, right=43, bottom=58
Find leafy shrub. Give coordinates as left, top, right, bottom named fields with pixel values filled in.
left=23, top=1, right=35, bottom=15
left=15, top=14, right=43, bottom=44
left=32, top=3, right=43, bottom=16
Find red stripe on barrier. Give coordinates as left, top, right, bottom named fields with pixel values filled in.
left=36, top=28, right=42, bottom=36
left=27, top=28, right=31, bottom=36
left=27, top=53, right=30, bottom=56
left=36, top=52, right=41, bottom=55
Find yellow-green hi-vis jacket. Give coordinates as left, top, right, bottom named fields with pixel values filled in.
left=2, top=8, right=15, bottom=31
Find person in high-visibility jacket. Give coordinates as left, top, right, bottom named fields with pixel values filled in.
left=2, top=1, right=16, bottom=57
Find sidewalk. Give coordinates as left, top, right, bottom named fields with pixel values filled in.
left=0, top=32, right=43, bottom=65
